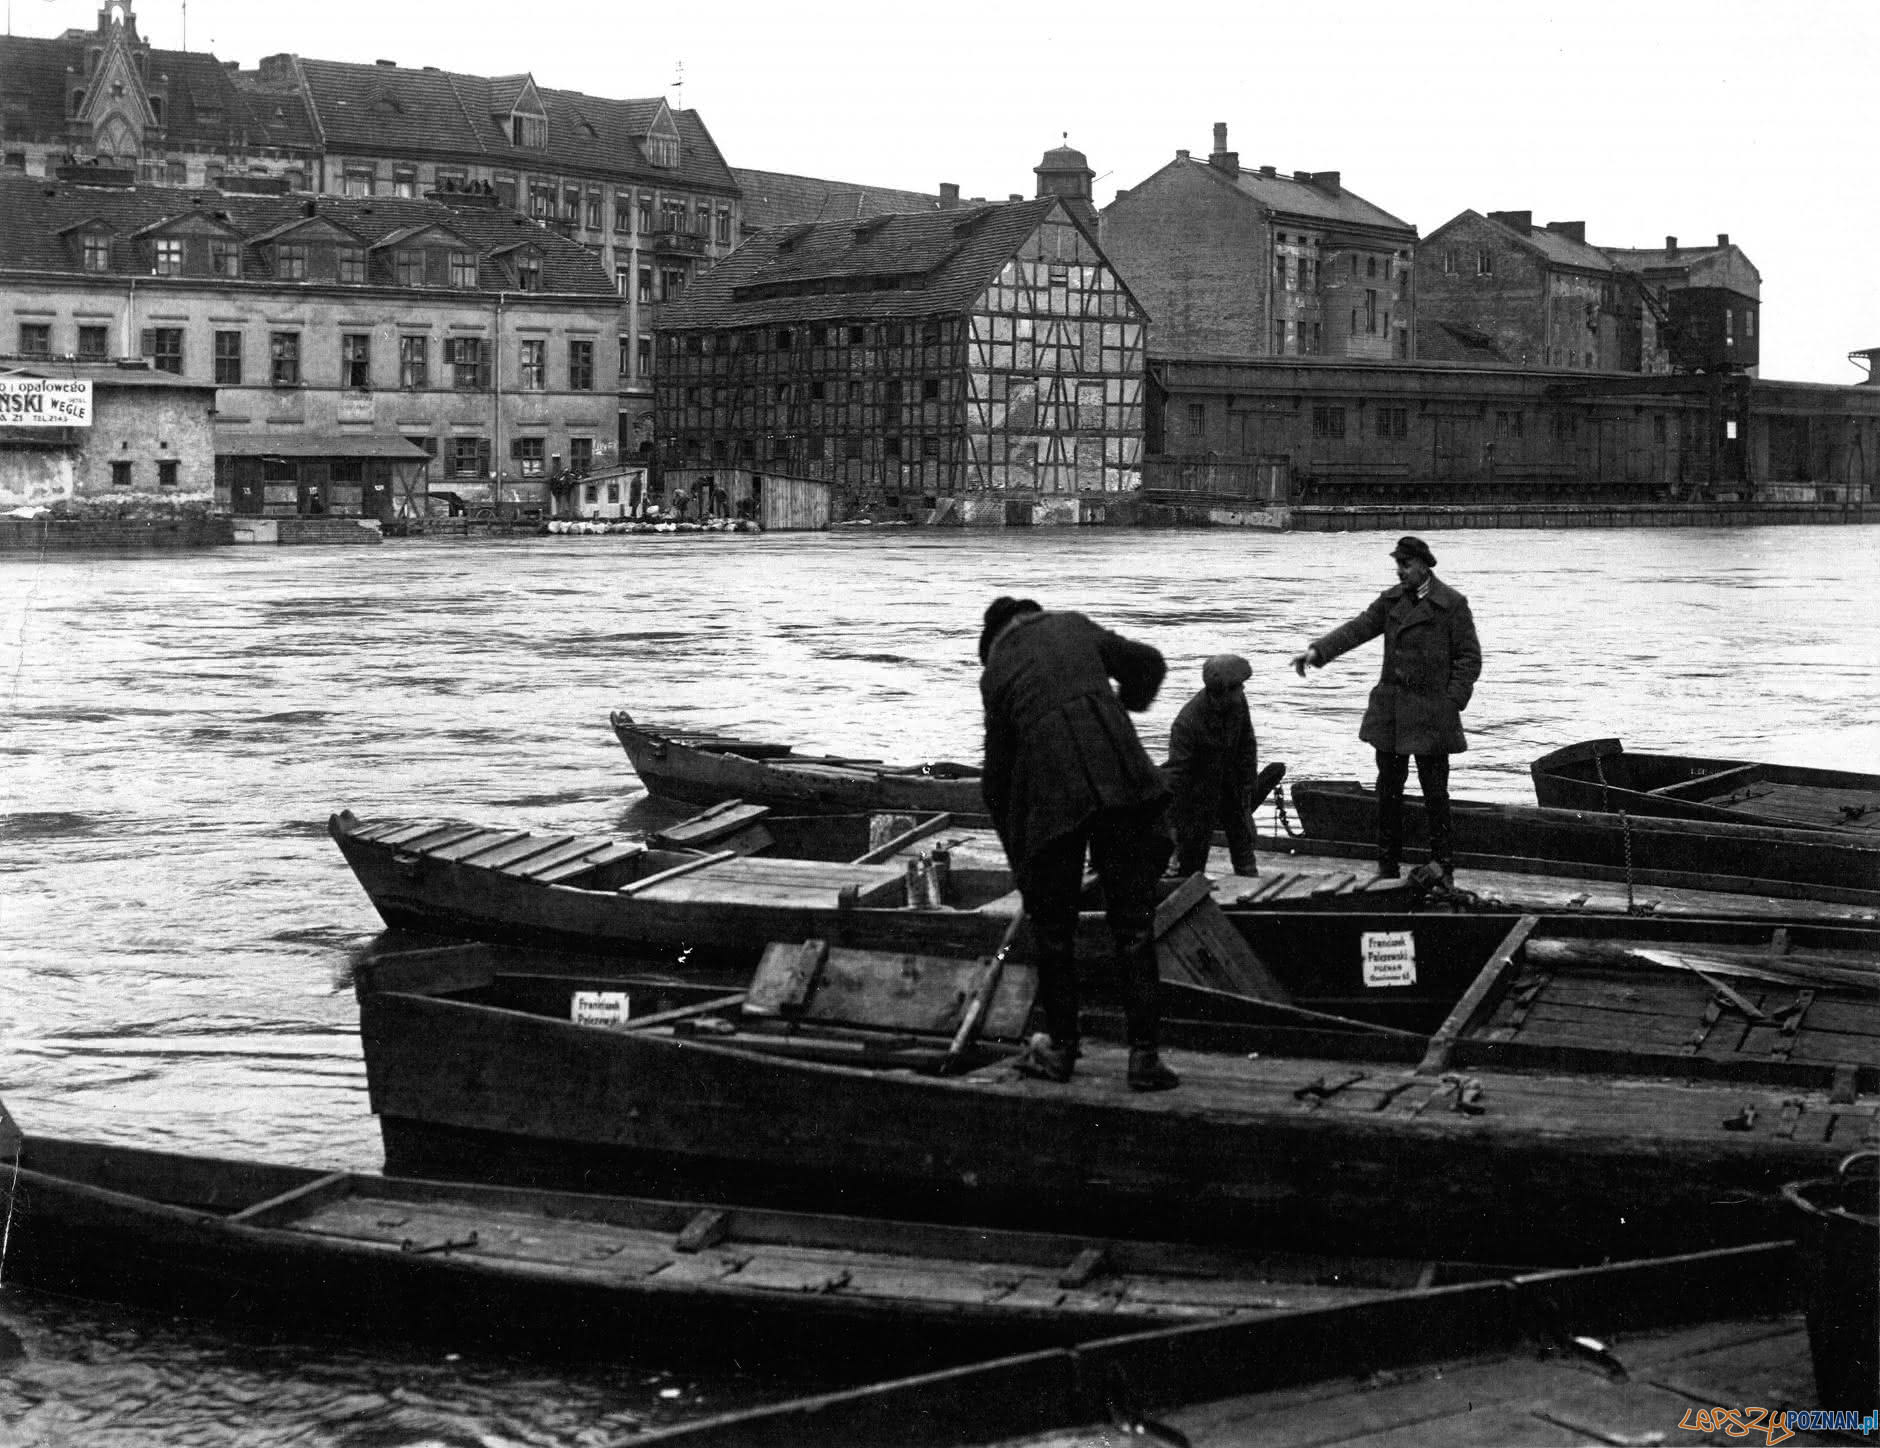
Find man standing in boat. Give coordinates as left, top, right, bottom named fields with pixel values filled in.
left=1164, top=654, right=1262, bottom=880
left=1290, top=537, right=1482, bottom=884
left=978, top=597, right=1180, bottom=1092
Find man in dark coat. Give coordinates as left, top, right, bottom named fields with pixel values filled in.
left=979, top=597, right=1179, bottom=1092
left=1290, top=537, right=1482, bottom=881
left=1164, top=654, right=1260, bottom=879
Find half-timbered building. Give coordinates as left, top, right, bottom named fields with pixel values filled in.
left=654, top=196, right=1148, bottom=523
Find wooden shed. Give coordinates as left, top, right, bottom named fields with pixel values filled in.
left=215, top=434, right=433, bottom=521
left=662, top=466, right=830, bottom=531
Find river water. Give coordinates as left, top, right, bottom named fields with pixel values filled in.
left=1, top=525, right=1876, bottom=1443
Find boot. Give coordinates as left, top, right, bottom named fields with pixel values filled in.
left=1011, top=1032, right=1076, bottom=1083
left=1127, top=1048, right=1180, bottom=1093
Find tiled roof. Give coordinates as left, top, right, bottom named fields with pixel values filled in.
left=1602, top=244, right=1732, bottom=271
left=0, top=33, right=319, bottom=151
left=732, top=167, right=944, bottom=231
left=658, top=197, right=1063, bottom=330
left=1218, top=162, right=1414, bottom=235
left=283, top=58, right=736, bottom=192
left=0, top=174, right=615, bottom=294
left=1520, top=227, right=1614, bottom=273
left=0, top=360, right=213, bottom=390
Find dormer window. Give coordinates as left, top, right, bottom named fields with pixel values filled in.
left=646, top=133, right=678, bottom=168
left=154, top=238, right=183, bottom=275
left=81, top=233, right=111, bottom=272
left=276, top=242, right=307, bottom=280
left=338, top=247, right=364, bottom=283
left=514, top=254, right=541, bottom=291
left=395, top=248, right=424, bottom=286
left=211, top=240, right=241, bottom=278
left=449, top=250, right=478, bottom=287
left=511, top=114, right=546, bottom=148
left=70, top=88, right=86, bottom=116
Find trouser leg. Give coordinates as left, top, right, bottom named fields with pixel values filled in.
left=1374, top=750, right=1410, bottom=875
left=1221, top=782, right=1257, bottom=875
left=1415, top=753, right=1453, bottom=871
left=1015, top=832, right=1087, bottom=1054
left=1089, top=807, right=1164, bottom=1051
left=1171, top=810, right=1211, bottom=877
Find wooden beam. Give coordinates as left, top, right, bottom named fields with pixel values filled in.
left=849, top=813, right=955, bottom=865
left=616, top=849, right=737, bottom=896
left=1418, top=915, right=1541, bottom=1075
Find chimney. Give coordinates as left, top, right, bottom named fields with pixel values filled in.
left=1259, top=164, right=1277, bottom=177
left=1488, top=210, right=1533, bottom=233
left=938, top=182, right=960, bottom=209
left=375, top=58, right=396, bottom=67
left=1665, top=235, right=1679, bottom=258
left=1716, top=232, right=1729, bottom=247
left=1209, top=121, right=1238, bottom=175
left=1309, top=171, right=1340, bottom=192
left=1008, top=193, right=1021, bottom=202
left=1176, top=149, right=1190, bottom=160
left=1544, top=220, right=1585, bottom=243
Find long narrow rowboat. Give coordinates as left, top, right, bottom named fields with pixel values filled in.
left=1532, top=737, right=1880, bottom=834
left=611, top=711, right=988, bottom=817
left=353, top=920, right=1880, bottom=1267
left=1291, top=779, right=1880, bottom=906
left=0, top=1125, right=1470, bottom=1367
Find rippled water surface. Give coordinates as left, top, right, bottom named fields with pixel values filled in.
left=1, top=525, right=1877, bottom=1442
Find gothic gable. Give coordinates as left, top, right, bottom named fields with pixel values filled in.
left=76, top=9, right=156, bottom=158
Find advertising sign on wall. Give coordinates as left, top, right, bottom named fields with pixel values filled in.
left=0, top=378, right=92, bottom=426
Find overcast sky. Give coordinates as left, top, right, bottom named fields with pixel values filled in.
left=24, top=0, right=1876, bottom=383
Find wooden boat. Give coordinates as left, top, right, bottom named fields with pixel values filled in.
left=1290, top=779, right=1880, bottom=906
left=611, top=711, right=989, bottom=817
left=1532, top=737, right=1880, bottom=835
left=0, top=1120, right=1474, bottom=1367
left=353, top=917, right=1880, bottom=1267
left=625, top=1240, right=1805, bottom=1448
left=327, top=809, right=1880, bottom=1022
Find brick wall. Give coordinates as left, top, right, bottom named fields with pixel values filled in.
left=1101, top=166, right=1268, bottom=357
left=1417, top=214, right=1549, bottom=367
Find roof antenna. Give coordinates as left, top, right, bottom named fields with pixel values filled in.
left=182, top=0, right=187, bottom=49
left=673, top=59, right=684, bottom=110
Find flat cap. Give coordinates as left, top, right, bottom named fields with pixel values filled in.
left=1202, top=653, right=1252, bottom=692
left=1390, top=535, right=1437, bottom=568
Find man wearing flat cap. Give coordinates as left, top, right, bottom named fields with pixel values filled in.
left=1290, top=538, right=1482, bottom=883
left=1164, top=654, right=1261, bottom=879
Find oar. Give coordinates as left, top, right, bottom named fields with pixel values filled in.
left=942, top=909, right=1027, bottom=1075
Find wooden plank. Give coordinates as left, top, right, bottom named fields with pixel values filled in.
left=506, top=839, right=614, bottom=880
left=850, top=812, right=955, bottom=865
left=1157, top=889, right=1293, bottom=1003
left=1649, top=763, right=1764, bottom=798
left=462, top=834, right=576, bottom=872
left=747, top=940, right=828, bottom=1017
left=533, top=841, right=645, bottom=884
left=675, top=1208, right=730, bottom=1253
left=371, top=821, right=466, bottom=849
left=427, top=830, right=534, bottom=864
left=225, top=1171, right=354, bottom=1227
left=616, top=849, right=737, bottom=896
left=1418, top=915, right=1542, bottom=1075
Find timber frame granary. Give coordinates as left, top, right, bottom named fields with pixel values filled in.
left=653, top=196, right=1148, bottom=523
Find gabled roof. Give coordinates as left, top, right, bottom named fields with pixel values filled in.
left=1426, top=210, right=1615, bottom=274
left=0, top=174, right=613, bottom=293
left=247, top=212, right=369, bottom=246
left=369, top=220, right=473, bottom=251
left=131, top=209, right=247, bottom=240
left=279, top=58, right=737, bottom=192
left=658, top=196, right=1078, bottom=329
left=732, top=167, right=944, bottom=232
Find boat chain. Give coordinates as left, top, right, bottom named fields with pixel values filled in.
left=1594, top=752, right=1642, bottom=914
left=1271, top=782, right=1302, bottom=838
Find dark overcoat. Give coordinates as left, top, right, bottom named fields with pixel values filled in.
left=980, top=610, right=1169, bottom=866
left=1163, top=687, right=1257, bottom=833
left=1312, top=576, right=1482, bottom=755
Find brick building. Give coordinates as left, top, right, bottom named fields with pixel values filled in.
left=0, top=2, right=742, bottom=454
left=0, top=360, right=215, bottom=508
left=1418, top=213, right=1761, bottom=376
left=0, top=171, right=620, bottom=517
left=1100, top=123, right=1418, bottom=361
left=654, top=194, right=1148, bottom=523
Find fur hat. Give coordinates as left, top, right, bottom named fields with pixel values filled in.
left=1391, top=535, right=1437, bottom=568
left=978, top=596, right=1042, bottom=663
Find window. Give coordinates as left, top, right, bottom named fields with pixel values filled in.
left=276, top=243, right=307, bottom=281
left=646, top=132, right=678, bottom=168
left=337, top=248, right=363, bottom=284
left=1653, top=414, right=1667, bottom=443
left=921, top=435, right=939, bottom=459
left=511, top=114, right=546, bottom=148
left=111, top=461, right=132, bottom=489
left=586, top=192, right=603, bottom=229
left=569, top=437, right=594, bottom=474
left=883, top=379, right=903, bottom=404
left=448, top=436, right=491, bottom=478
left=637, top=193, right=653, bottom=232
left=157, top=459, right=179, bottom=489
left=214, top=330, right=242, bottom=384
left=519, top=339, right=545, bottom=390
left=1311, top=405, right=1346, bottom=439
left=341, top=333, right=371, bottom=389
left=1477, top=249, right=1494, bottom=276
left=636, top=337, right=652, bottom=375
left=1187, top=402, right=1205, bottom=436
left=396, top=249, right=425, bottom=287
left=568, top=339, right=594, bottom=390
left=269, top=331, right=300, bottom=385
left=1367, top=256, right=1377, bottom=278
left=154, top=238, right=184, bottom=275
left=343, top=168, right=374, bottom=197
left=399, top=335, right=428, bottom=389
left=660, top=197, right=687, bottom=233
left=775, top=329, right=793, bottom=351
left=922, top=378, right=940, bottom=400
left=696, top=203, right=711, bottom=236
left=446, top=337, right=488, bottom=390
left=637, top=267, right=653, bottom=303
left=661, top=267, right=685, bottom=299
left=393, top=168, right=417, bottom=199
left=1274, top=320, right=1287, bottom=354
left=450, top=251, right=479, bottom=288
left=1375, top=406, right=1408, bottom=440
left=1443, top=247, right=1458, bottom=275
left=512, top=436, right=545, bottom=476
left=1277, top=255, right=1290, bottom=290
left=78, top=325, right=110, bottom=362
left=1494, top=410, right=1524, bottom=439
left=848, top=326, right=865, bottom=344
left=716, top=209, right=731, bottom=243
left=884, top=436, right=902, bottom=459
left=82, top=234, right=111, bottom=272
left=614, top=197, right=632, bottom=233
left=1745, top=311, right=1755, bottom=339
left=211, top=240, right=241, bottom=278
left=17, top=323, right=50, bottom=358
left=1365, top=289, right=1378, bottom=334
left=143, top=326, right=183, bottom=374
